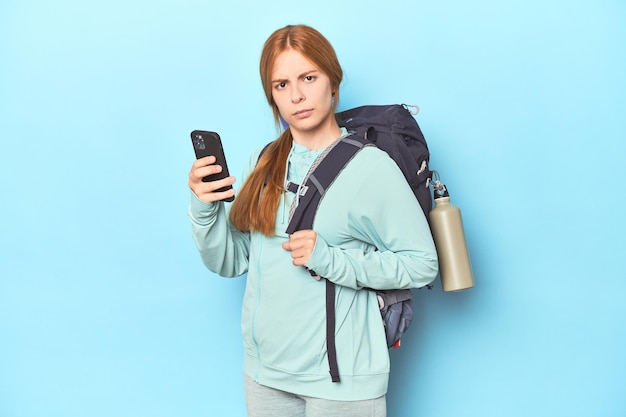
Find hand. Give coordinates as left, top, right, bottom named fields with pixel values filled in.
left=282, top=230, right=317, bottom=266
left=188, top=156, right=236, bottom=203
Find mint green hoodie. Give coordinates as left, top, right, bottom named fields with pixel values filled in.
left=188, top=139, right=438, bottom=401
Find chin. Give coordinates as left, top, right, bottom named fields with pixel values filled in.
left=300, top=114, right=329, bottom=127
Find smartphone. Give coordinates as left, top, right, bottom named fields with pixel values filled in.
left=190, top=130, right=234, bottom=202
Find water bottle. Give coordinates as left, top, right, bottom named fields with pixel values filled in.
left=429, top=175, right=475, bottom=292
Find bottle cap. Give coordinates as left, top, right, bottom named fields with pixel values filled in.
left=430, top=171, right=450, bottom=199
left=433, top=183, right=449, bottom=199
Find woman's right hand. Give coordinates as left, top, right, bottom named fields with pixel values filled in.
left=188, top=156, right=236, bottom=203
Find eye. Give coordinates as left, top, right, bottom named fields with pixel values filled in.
left=274, top=81, right=287, bottom=90
left=304, top=75, right=316, bottom=82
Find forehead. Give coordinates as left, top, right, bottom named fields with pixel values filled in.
left=271, top=49, right=318, bottom=79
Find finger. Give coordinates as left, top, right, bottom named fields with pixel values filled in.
left=291, top=253, right=310, bottom=266
left=191, top=164, right=223, bottom=182
left=210, top=188, right=236, bottom=202
left=289, top=230, right=315, bottom=240
left=189, top=161, right=218, bottom=186
left=285, top=238, right=301, bottom=250
left=214, top=176, right=237, bottom=192
left=289, top=234, right=316, bottom=250
left=292, top=246, right=313, bottom=259
left=281, top=240, right=302, bottom=259
left=190, top=177, right=236, bottom=202
left=188, top=167, right=218, bottom=189
left=287, top=248, right=305, bottom=265
left=194, top=187, right=236, bottom=203
left=193, top=156, right=216, bottom=168
left=204, top=175, right=235, bottom=190
left=285, top=240, right=307, bottom=253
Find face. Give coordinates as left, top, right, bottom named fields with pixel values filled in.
left=270, top=49, right=337, bottom=141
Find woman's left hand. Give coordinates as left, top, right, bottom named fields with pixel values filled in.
left=282, top=230, right=317, bottom=266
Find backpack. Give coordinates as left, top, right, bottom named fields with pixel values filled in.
left=279, top=104, right=434, bottom=382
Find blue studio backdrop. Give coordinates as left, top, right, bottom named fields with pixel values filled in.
left=1, top=1, right=625, bottom=416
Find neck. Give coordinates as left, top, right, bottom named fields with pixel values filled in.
left=291, top=120, right=343, bottom=151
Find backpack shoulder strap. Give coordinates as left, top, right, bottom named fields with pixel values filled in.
left=285, top=134, right=370, bottom=383
left=286, top=135, right=369, bottom=233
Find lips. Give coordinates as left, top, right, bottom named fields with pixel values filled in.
left=293, top=109, right=313, bottom=119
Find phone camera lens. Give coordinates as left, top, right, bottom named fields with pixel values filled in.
left=193, top=135, right=205, bottom=150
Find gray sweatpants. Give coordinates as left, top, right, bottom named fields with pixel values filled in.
left=244, top=375, right=387, bottom=417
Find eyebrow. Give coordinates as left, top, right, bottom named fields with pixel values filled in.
left=271, top=69, right=319, bottom=84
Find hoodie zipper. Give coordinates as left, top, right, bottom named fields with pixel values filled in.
left=250, top=143, right=327, bottom=381
left=252, top=233, right=263, bottom=380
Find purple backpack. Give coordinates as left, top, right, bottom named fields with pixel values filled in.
left=280, top=104, right=434, bottom=382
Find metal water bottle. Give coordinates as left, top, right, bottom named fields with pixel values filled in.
left=429, top=175, right=475, bottom=292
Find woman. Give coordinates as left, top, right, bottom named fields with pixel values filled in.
left=188, top=24, right=438, bottom=417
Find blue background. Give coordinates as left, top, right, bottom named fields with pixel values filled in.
left=1, top=1, right=625, bottom=416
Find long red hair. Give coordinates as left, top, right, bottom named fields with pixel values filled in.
left=229, top=25, right=343, bottom=235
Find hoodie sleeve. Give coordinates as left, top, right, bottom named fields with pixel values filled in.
left=303, top=148, right=439, bottom=290
left=187, top=194, right=250, bottom=278
left=187, top=148, right=263, bottom=278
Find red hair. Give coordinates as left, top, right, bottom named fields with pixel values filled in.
left=229, top=25, right=343, bottom=235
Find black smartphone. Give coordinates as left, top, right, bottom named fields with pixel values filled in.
left=190, top=130, right=234, bottom=202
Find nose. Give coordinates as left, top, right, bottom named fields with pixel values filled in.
left=291, top=86, right=305, bottom=103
